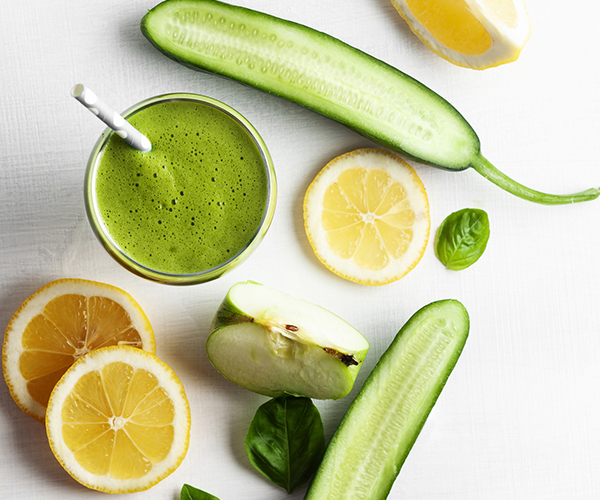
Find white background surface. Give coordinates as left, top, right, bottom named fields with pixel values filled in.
left=1, top=0, right=599, bottom=498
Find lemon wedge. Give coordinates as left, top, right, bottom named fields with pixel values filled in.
left=45, top=346, right=190, bottom=493
left=390, top=0, right=531, bottom=69
left=2, top=279, right=155, bottom=422
left=304, top=149, right=430, bottom=286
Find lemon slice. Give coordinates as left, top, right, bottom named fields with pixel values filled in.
left=2, top=279, right=155, bottom=422
left=45, top=345, right=190, bottom=493
left=390, top=0, right=531, bottom=69
left=304, top=149, right=430, bottom=286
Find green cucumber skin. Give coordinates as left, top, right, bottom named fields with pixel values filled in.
left=141, top=0, right=479, bottom=170
left=304, top=299, right=469, bottom=500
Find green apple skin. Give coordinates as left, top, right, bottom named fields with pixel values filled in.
left=209, top=285, right=254, bottom=332
left=206, top=282, right=369, bottom=400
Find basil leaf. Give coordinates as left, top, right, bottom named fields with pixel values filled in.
left=245, top=394, right=325, bottom=493
left=181, top=483, right=220, bottom=500
left=435, top=208, right=490, bottom=271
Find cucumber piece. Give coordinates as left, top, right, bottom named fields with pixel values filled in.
left=141, top=0, right=477, bottom=170
left=304, top=299, right=469, bottom=500
left=141, top=0, right=599, bottom=205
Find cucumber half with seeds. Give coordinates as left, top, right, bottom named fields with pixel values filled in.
left=141, top=0, right=599, bottom=205
left=304, top=299, right=469, bottom=500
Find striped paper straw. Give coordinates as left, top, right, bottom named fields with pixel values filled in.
left=71, top=84, right=152, bottom=152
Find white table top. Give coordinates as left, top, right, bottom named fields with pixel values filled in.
left=1, top=1, right=599, bottom=499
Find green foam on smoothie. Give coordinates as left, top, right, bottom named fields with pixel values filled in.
left=94, top=100, right=269, bottom=274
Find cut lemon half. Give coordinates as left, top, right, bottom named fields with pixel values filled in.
left=46, top=345, right=190, bottom=493
left=2, top=279, right=155, bottom=422
left=390, top=0, right=531, bottom=69
left=304, top=149, right=430, bottom=286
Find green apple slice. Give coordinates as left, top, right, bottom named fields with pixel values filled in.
left=206, top=281, right=369, bottom=399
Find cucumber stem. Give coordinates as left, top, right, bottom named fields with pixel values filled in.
left=471, top=154, right=599, bottom=205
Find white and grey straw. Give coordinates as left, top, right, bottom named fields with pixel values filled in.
left=71, top=84, right=152, bottom=152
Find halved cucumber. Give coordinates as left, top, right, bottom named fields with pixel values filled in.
left=304, top=299, right=469, bottom=500
left=141, top=0, right=599, bottom=205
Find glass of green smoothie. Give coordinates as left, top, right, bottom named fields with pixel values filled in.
left=84, top=93, right=276, bottom=285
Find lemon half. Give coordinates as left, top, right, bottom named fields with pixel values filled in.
left=45, top=345, right=190, bottom=493
left=304, top=149, right=430, bottom=286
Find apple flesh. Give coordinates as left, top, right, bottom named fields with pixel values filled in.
left=206, top=282, right=369, bottom=399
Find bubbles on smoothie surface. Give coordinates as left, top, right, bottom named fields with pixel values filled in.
left=94, top=99, right=269, bottom=274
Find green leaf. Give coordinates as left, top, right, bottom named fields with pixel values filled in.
left=435, top=208, right=490, bottom=271
left=181, top=483, right=220, bottom=500
left=245, top=395, right=326, bottom=493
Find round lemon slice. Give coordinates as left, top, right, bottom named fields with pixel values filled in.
left=304, top=149, right=430, bottom=286
left=46, top=345, right=190, bottom=494
left=390, top=0, right=531, bottom=69
left=2, top=279, right=155, bottom=422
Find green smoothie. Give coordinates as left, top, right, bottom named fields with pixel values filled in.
left=93, top=98, right=270, bottom=275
